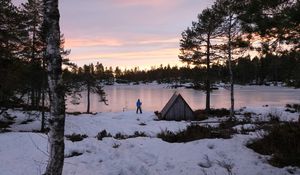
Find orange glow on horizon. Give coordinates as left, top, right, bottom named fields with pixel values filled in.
left=68, top=47, right=184, bottom=70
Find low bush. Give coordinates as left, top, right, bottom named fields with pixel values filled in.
left=96, top=130, right=112, bottom=140
left=266, top=112, right=281, bottom=123
left=113, top=131, right=147, bottom=140
left=66, top=112, right=82, bottom=116
left=114, top=132, right=127, bottom=140
left=112, top=143, right=120, bottom=148
left=193, top=110, right=208, bottom=121
left=286, top=104, right=300, bottom=113
left=65, top=151, right=83, bottom=158
left=65, top=133, right=88, bottom=142
left=209, top=108, right=230, bottom=117
left=139, top=122, right=147, bottom=126
left=194, top=108, right=230, bottom=120
left=157, top=124, right=233, bottom=143
left=0, top=112, right=15, bottom=131
left=131, top=131, right=147, bottom=137
left=219, top=117, right=240, bottom=129
left=0, top=120, right=14, bottom=130
left=247, top=122, right=300, bottom=167
left=20, top=118, right=34, bottom=124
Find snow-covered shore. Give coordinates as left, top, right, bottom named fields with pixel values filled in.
left=0, top=106, right=299, bottom=175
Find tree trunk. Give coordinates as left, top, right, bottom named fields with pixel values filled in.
left=205, top=35, right=211, bottom=113
left=31, top=22, right=37, bottom=109
left=87, top=83, right=90, bottom=113
left=41, top=88, right=45, bottom=132
left=43, top=0, right=65, bottom=175
left=228, top=15, right=234, bottom=118
left=31, top=89, right=35, bottom=109
left=41, top=60, right=46, bottom=132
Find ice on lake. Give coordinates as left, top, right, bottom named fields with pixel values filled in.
left=66, top=84, right=300, bottom=113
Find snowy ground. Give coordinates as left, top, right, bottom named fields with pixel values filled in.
left=0, top=106, right=299, bottom=175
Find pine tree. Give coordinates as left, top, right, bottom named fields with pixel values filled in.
left=80, top=64, right=107, bottom=113
left=0, top=0, right=28, bottom=107
left=179, top=8, right=222, bottom=112
left=237, top=0, right=299, bottom=52
left=21, top=0, right=45, bottom=109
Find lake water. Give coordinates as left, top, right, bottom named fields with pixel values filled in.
left=66, top=84, right=300, bottom=113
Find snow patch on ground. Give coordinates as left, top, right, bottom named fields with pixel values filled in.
left=0, top=106, right=299, bottom=175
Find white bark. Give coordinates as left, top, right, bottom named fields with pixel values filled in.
left=43, top=0, right=65, bottom=175
left=228, top=13, right=235, bottom=118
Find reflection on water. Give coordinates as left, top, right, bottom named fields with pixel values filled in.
left=66, top=85, right=300, bottom=113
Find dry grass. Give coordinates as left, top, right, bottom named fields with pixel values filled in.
left=247, top=122, right=300, bottom=167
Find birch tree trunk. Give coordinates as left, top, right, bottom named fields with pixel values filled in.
left=43, top=0, right=66, bottom=174
left=227, top=14, right=235, bottom=118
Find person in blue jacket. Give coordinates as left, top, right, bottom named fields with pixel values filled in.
left=136, top=99, right=142, bottom=114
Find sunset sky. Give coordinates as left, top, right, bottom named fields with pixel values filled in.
left=14, top=0, right=215, bottom=70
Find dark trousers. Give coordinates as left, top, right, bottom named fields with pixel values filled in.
left=136, top=106, right=142, bottom=114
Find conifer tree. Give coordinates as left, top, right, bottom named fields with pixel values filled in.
left=179, top=8, right=222, bottom=112
left=0, top=0, right=28, bottom=107
left=19, top=0, right=45, bottom=109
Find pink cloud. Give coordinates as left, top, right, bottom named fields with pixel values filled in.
left=65, top=38, right=124, bottom=48
left=65, top=36, right=179, bottom=48
left=137, top=37, right=179, bottom=45
left=71, top=48, right=180, bottom=61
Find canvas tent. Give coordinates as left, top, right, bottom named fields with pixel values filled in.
left=160, top=92, right=194, bottom=120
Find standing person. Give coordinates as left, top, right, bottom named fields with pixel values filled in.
left=136, top=99, right=142, bottom=114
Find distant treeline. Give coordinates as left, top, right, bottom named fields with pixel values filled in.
left=65, top=51, right=300, bottom=87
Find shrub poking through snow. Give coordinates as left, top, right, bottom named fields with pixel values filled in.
left=66, top=112, right=83, bottom=116
left=266, top=112, right=281, bottom=123
left=286, top=104, right=300, bottom=113
left=209, top=108, right=230, bottom=117
left=132, top=131, right=147, bottom=137
left=0, top=120, right=14, bottom=130
left=65, top=133, right=88, bottom=142
left=193, top=110, right=209, bottom=121
left=217, top=159, right=235, bottom=175
left=112, top=143, right=120, bottom=148
left=114, top=132, right=128, bottom=140
left=194, top=108, right=230, bottom=120
left=65, top=150, right=83, bottom=158
left=96, top=130, right=112, bottom=140
left=139, top=122, right=146, bottom=126
left=113, top=131, right=147, bottom=140
left=219, top=117, right=240, bottom=129
left=0, top=112, right=15, bottom=132
left=20, top=118, right=35, bottom=124
left=157, top=124, right=233, bottom=143
left=247, top=122, right=300, bottom=168
left=239, top=125, right=256, bottom=135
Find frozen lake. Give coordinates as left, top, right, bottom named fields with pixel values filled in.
left=66, top=84, right=300, bottom=113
